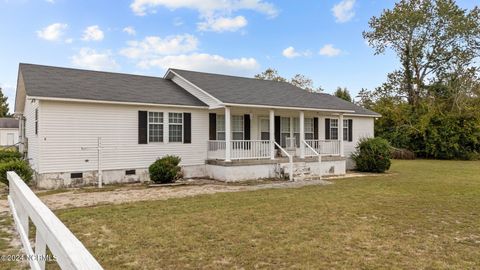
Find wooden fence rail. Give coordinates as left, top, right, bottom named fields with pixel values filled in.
left=7, top=171, right=103, bottom=270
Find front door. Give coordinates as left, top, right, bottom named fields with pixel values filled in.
left=259, top=117, right=270, bottom=140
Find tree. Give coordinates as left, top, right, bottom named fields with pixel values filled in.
left=363, top=0, right=480, bottom=107
left=0, top=88, right=10, bottom=117
left=254, top=68, right=287, bottom=82
left=290, top=74, right=314, bottom=92
left=254, top=68, right=323, bottom=92
left=334, top=87, right=352, bottom=102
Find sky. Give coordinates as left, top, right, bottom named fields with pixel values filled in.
left=0, top=0, right=477, bottom=112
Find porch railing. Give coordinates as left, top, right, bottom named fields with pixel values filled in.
left=207, top=140, right=272, bottom=160
left=304, top=140, right=341, bottom=156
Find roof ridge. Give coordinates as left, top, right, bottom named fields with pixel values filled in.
left=19, top=63, right=166, bottom=81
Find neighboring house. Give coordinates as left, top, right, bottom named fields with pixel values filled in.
left=14, top=63, right=380, bottom=189
left=0, top=118, right=19, bottom=146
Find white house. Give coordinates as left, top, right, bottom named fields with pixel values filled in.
left=14, top=64, right=380, bottom=189
left=0, top=118, right=19, bottom=146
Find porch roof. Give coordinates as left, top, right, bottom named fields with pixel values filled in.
left=169, top=69, right=380, bottom=117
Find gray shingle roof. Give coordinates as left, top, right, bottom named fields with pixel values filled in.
left=0, top=118, right=19, bottom=129
left=171, top=69, right=380, bottom=116
left=19, top=64, right=207, bottom=107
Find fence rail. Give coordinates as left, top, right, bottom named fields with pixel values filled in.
left=7, top=171, right=103, bottom=270
left=207, top=140, right=272, bottom=160
left=304, top=140, right=341, bottom=156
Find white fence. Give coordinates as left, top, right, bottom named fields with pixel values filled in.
left=207, top=140, right=226, bottom=160
left=7, top=171, right=103, bottom=270
left=304, top=140, right=341, bottom=156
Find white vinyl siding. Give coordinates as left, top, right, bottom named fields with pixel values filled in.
left=38, top=101, right=208, bottom=174
left=24, top=98, right=40, bottom=171
left=0, top=129, right=19, bottom=146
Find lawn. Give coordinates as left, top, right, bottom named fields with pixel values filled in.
left=54, top=160, right=480, bottom=269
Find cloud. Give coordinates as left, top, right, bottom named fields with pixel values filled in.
left=173, top=17, right=184, bottom=26
left=332, top=0, right=356, bottom=23
left=123, top=26, right=136, bottom=35
left=136, top=53, right=259, bottom=75
left=71, top=48, right=119, bottom=70
left=120, top=34, right=199, bottom=59
left=282, top=46, right=311, bottom=59
left=82, top=25, right=104, bottom=41
left=319, top=44, right=342, bottom=57
left=130, top=0, right=278, bottom=17
left=46, top=0, right=54, bottom=3
left=37, top=23, right=68, bottom=41
left=198, top=16, right=247, bottom=32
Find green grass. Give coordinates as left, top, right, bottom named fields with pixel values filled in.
left=54, top=160, right=480, bottom=269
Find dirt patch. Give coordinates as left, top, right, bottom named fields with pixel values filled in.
left=38, top=173, right=375, bottom=210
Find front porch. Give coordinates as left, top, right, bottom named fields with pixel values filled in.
left=205, top=106, right=351, bottom=181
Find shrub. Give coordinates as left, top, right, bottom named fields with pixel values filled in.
left=0, top=159, right=33, bottom=185
left=0, top=149, right=22, bottom=163
left=391, top=148, right=415, bottom=160
left=149, top=155, right=182, bottom=184
left=352, top=137, right=392, bottom=173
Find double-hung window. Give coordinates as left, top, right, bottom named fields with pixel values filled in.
left=343, top=119, right=349, bottom=141
left=280, top=117, right=290, bottom=147
left=329, top=119, right=339, bottom=140
left=216, top=115, right=225, bottom=140
left=148, top=112, right=163, bottom=142
left=232, top=115, right=244, bottom=140
left=305, top=118, right=314, bottom=140
left=168, top=113, right=183, bottom=142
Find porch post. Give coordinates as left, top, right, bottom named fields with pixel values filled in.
left=300, top=111, right=305, bottom=159
left=339, top=113, right=344, bottom=157
left=269, top=109, right=275, bottom=160
left=225, top=106, right=231, bottom=162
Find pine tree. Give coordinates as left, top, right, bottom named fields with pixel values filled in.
left=0, top=88, right=11, bottom=117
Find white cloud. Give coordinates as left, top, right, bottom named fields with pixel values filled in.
left=120, top=34, right=199, bottom=59
left=282, top=46, right=311, bottom=59
left=46, top=0, right=55, bottom=3
left=136, top=53, right=259, bottom=75
left=173, top=17, right=184, bottom=26
left=36, top=23, right=68, bottom=41
left=82, top=25, right=104, bottom=41
left=130, top=0, right=278, bottom=17
left=71, top=48, right=119, bottom=71
left=332, top=0, right=356, bottom=23
left=319, top=44, right=342, bottom=57
left=198, top=16, right=247, bottom=32
left=123, top=26, right=136, bottom=35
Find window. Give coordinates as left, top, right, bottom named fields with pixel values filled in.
left=35, top=108, right=38, bottom=135
left=169, top=113, right=183, bottom=142
left=260, top=118, right=270, bottom=140
left=148, top=112, right=163, bottom=142
left=280, top=117, right=290, bottom=147
left=305, top=118, right=314, bottom=140
left=216, top=115, right=225, bottom=140
left=330, top=119, right=338, bottom=140
left=232, top=115, right=244, bottom=140
left=293, top=117, right=300, bottom=147
left=343, top=119, right=349, bottom=141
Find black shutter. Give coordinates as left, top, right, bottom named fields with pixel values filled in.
left=274, top=116, right=281, bottom=148
left=138, top=111, right=148, bottom=144
left=313, top=117, right=319, bottom=140
left=183, top=113, right=191, bottom=144
left=209, top=113, right=216, bottom=140
left=244, top=114, right=251, bottom=140
left=348, top=119, right=353, bottom=142
left=325, top=118, right=331, bottom=140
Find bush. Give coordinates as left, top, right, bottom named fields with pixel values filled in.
left=149, top=155, right=182, bottom=184
left=0, top=149, right=22, bottom=163
left=391, top=148, right=415, bottom=160
left=0, top=159, right=33, bottom=185
left=352, top=137, right=392, bottom=173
